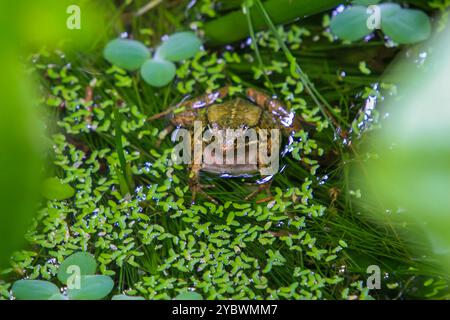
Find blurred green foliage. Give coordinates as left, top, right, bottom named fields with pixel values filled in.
left=0, top=0, right=109, bottom=267
left=11, top=0, right=106, bottom=50
left=0, top=11, right=41, bottom=267
left=361, top=26, right=450, bottom=275
left=330, top=2, right=431, bottom=44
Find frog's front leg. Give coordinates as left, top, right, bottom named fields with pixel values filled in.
left=245, top=153, right=275, bottom=201
left=246, top=88, right=308, bottom=136
left=188, top=164, right=217, bottom=204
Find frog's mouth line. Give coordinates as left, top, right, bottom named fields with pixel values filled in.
left=169, top=121, right=281, bottom=176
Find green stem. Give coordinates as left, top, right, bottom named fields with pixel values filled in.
left=113, top=106, right=131, bottom=195
left=243, top=1, right=274, bottom=94
left=204, top=0, right=342, bottom=45
left=254, top=0, right=350, bottom=129
left=133, top=75, right=143, bottom=111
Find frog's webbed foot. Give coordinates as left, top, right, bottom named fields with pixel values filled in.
left=189, top=166, right=218, bottom=204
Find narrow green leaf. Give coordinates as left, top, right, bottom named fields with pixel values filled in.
left=140, top=59, right=176, bottom=87
left=42, top=177, right=75, bottom=200
left=155, top=32, right=202, bottom=62
left=103, top=39, right=150, bottom=71
left=330, top=6, right=372, bottom=42
left=381, top=8, right=431, bottom=44
left=67, top=275, right=114, bottom=300
left=12, top=280, right=60, bottom=300
left=57, top=252, right=97, bottom=284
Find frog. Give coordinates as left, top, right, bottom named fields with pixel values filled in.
left=149, top=86, right=305, bottom=203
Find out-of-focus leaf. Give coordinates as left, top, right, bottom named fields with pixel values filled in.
left=111, top=294, right=145, bottom=300
left=12, top=280, right=60, bottom=300
left=49, top=293, right=67, bottom=300
left=67, top=275, right=114, bottom=300
left=174, top=291, right=203, bottom=300
left=57, top=252, right=97, bottom=284
left=379, top=3, right=401, bottom=17
left=361, top=27, right=450, bottom=274
left=0, top=53, right=42, bottom=267
left=140, top=59, right=176, bottom=87
left=381, top=8, right=431, bottom=44
left=42, top=177, right=75, bottom=200
left=155, top=32, right=202, bottom=62
left=330, top=6, right=372, bottom=41
left=5, top=1, right=107, bottom=50
left=103, top=39, right=150, bottom=71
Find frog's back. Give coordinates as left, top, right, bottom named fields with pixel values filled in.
left=207, top=98, right=263, bottom=129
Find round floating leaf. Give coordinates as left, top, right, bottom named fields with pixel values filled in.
left=140, top=59, right=176, bottom=87
left=381, top=8, right=431, bottom=44
left=12, top=280, right=60, bottom=300
left=174, top=291, right=203, bottom=300
left=330, top=6, right=372, bottom=42
left=67, top=275, right=114, bottom=300
left=42, top=177, right=75, bottom=200
left=352, top=0, right=381, bottom=5
left=49, top=293, right=67, bottom=300
left=112, top=294, right=145, bottom=300
left=57, top=252, right=97, bottom=284
left=379, top=3, right=401, bottom=18
left=103, top=39, right=150, bottom=71
left=155, top=32, right=202, bottom=62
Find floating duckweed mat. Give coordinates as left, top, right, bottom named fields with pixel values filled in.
left=0, top=0, right=448, bottom=300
